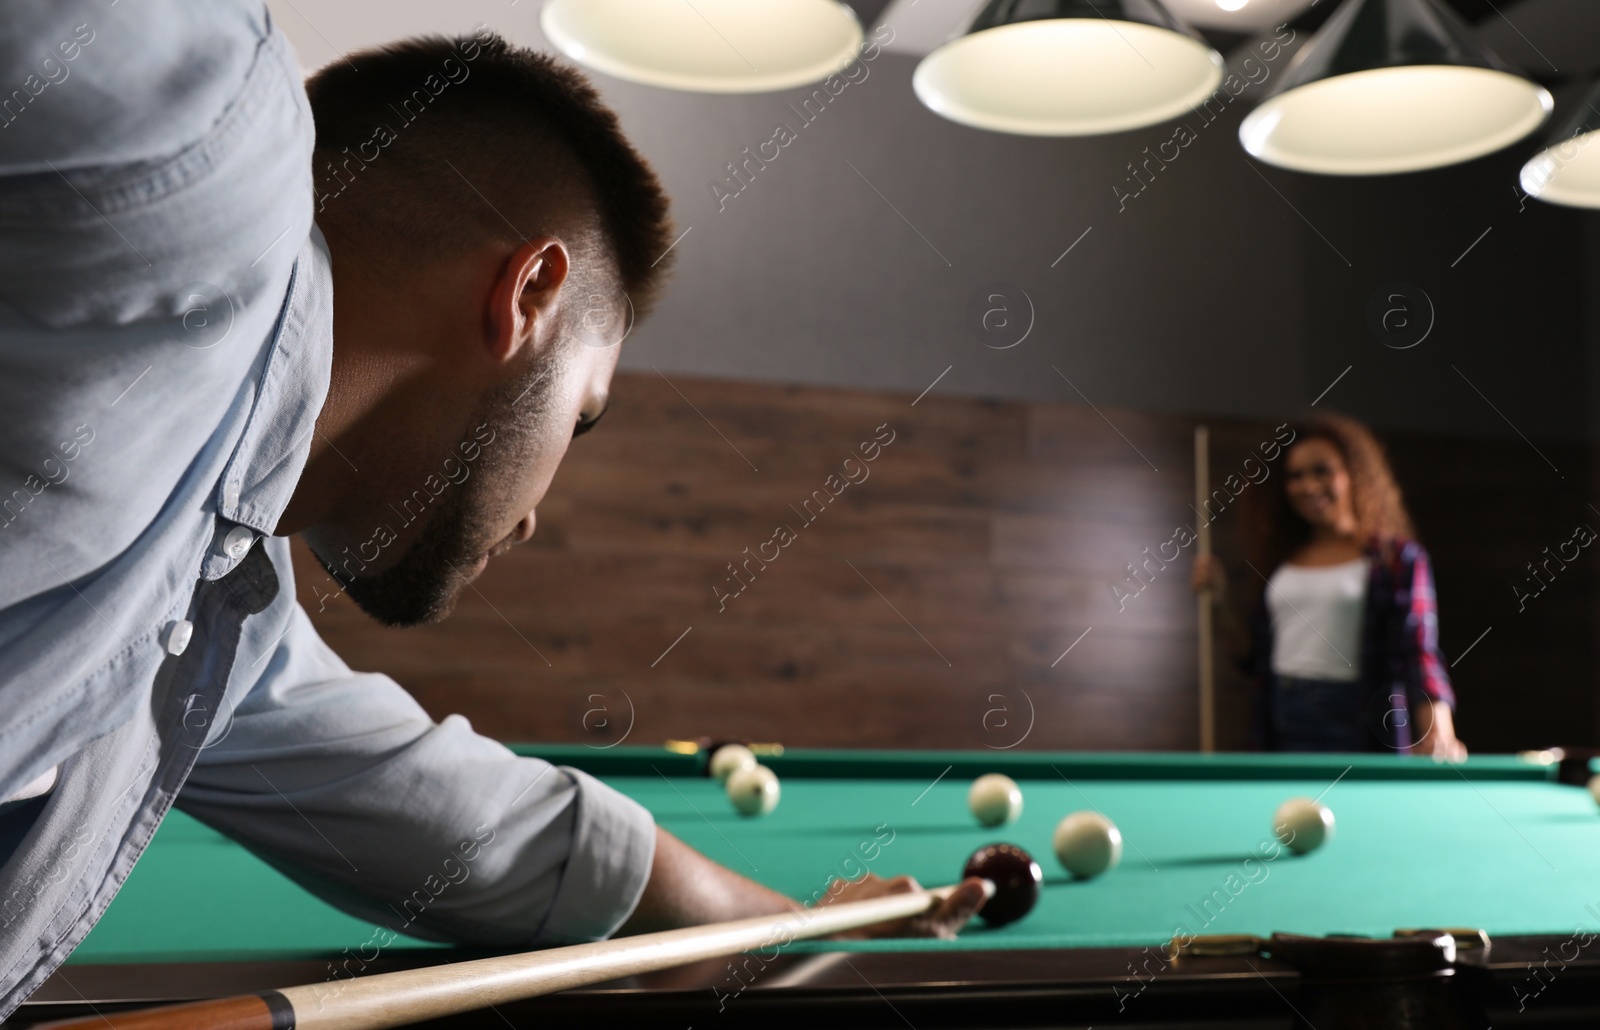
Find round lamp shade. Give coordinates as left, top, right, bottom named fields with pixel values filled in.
left=1520, top=85, right=1600, bottom=209
left=1240, top=65, right=1553, bottom=174
left=914, top=18, right=1224, bottom=136
left=540, top=0, right=863, bottom=93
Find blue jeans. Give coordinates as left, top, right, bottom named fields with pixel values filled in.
left=1271, top=675, right=1373, bottom=752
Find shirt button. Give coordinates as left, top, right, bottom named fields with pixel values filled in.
left=222, top=525, right=254, bottom=560
left=166, top=620, right=193, bottom=656
left=222, top=481, right=241, bottom=510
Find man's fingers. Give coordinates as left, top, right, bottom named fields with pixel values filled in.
left=940, top=877, right=991, bottom=924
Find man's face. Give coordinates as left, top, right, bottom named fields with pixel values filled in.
left=309, top=290, right=624, bottom=627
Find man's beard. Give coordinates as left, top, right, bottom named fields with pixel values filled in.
left=315, top=407, right=527, bottom=627
left=318, top=480, right=491, bottom=627
left=312, top=352, right=556, bottom=627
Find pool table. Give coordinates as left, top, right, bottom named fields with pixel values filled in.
left=15, top=746, right=1600, bottom=1028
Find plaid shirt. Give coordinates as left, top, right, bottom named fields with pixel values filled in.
left=1248, top=538, right=1456, bottom=752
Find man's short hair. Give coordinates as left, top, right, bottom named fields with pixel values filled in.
left=305, top=29, right=674, bottom=316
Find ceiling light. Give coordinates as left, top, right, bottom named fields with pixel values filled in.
left=540, top=0, right=864, bottom=94
left=912, top=0, right=1225, bottom=136
left=1239, top=0, right=1552, bottom=175
left=1519, top=81, right=1600, bottom=208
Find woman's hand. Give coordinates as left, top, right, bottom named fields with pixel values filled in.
left=1412, top=699, right=1467, bottom=761
left=818, top=874, right=991, bottom=940
left=1191, top=554, right=1228, bottom=601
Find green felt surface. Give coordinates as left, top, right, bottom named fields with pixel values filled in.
left=69, top=749, right=1600, bottom=963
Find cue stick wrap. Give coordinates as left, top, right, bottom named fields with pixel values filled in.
left=37, top=885, right=958, bottom=1030
left=1195, top=425, right=1215, bottom=754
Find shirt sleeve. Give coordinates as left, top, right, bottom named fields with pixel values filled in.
left=1404, top=545, right=1456, bottom=709
left=178, top=551, right=657, bottom=947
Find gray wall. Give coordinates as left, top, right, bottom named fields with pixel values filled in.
left=608, top=43, right=1316, bottom=427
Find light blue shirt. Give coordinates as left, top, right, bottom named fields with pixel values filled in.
left=0, top=2, right=654, bottom=1013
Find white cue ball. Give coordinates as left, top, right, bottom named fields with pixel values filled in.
left=1273, top=797, right=1334, bottom=855
left=1588, top=774, right=1600, bottom=807
left=1053, top=811, right=1123, bottom=879
left=968, top=773, right=1023, bottom=827
left=727, top=763, right=780, bottom=817
left=709, top=744, right=758, bottom=784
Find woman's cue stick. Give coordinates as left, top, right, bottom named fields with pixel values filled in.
left=37, top=885, right=964, bottom=1030
left=1195, top=425, right=1215, bottom=754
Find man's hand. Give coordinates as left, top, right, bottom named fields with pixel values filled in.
left=619, top=827, right=992, bottom=941
left=1412, top=699, right=1467, bottom=761
left=818, top=873, right=992, bottom=940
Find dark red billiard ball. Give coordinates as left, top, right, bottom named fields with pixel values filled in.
left=963, top=842, right=1042, bottom=927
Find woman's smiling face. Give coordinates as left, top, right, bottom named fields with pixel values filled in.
left=1283, top=436, right=1355, bottom=532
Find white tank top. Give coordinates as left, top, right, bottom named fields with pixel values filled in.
left=1266, top=558, right=1370, bottom=682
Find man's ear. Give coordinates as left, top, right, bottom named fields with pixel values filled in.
left=486, top=237, right=570, bottom=363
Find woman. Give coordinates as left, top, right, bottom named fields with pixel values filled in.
left=1192, top=413, right=1465, bottom=758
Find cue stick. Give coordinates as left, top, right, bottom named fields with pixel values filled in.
left=1195, top=425, right=1215, bottom=754
left=36, top=885, right=964, bottom=1030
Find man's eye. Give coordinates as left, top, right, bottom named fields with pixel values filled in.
left=573, top=401, right=609, bottom=439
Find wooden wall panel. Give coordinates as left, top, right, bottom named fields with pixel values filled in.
left=292, top=371, right=1597, bottom=753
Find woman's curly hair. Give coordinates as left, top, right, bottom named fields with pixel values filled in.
left=1240, top=412, right=1414, bottom=578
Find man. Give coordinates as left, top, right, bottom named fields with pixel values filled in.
left=0, top=2, right=986, bottom=1015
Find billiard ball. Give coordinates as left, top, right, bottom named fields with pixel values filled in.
left=1273, top=797, right=1334, bottom=854
left=726, top=763, right=780, bottom=816
left=962, top=842, right=1042, bottom=927
left=1052, top=811, right=1123, bottom=878
left=1587, top=774, right=1600, bottom=807
left=710, top=743, right=758, bottom=784
left=968, top=773, right=1023, bottom=827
